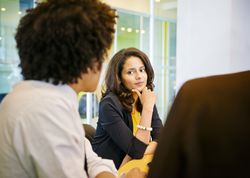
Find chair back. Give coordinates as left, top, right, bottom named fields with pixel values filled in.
left=82, top=124, right=96, bottom=144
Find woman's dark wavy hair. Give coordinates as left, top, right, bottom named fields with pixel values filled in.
left=15, top=0, right=116, bottom=84
left=103, top=47, right=155, bottom=113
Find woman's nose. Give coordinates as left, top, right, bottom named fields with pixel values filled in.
left=135, top=71, right=142, bottom=79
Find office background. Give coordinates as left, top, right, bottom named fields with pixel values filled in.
left=1, top=0, right=249, bottom=126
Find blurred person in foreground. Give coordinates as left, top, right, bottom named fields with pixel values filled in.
left=148, top=71, right=250, bottom=178
left=0, top=0, right=145, bottom=177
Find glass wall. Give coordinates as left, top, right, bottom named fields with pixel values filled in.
left=153, top=19, right=176, bottom=119
left=115, top=10, right=149, bottom=53
left=0, top=0, right=177, bottom=124
left=0, top=0, right=31, bottom=94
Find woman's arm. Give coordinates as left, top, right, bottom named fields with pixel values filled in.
left=144, top=141, right=158, bottom=155
left=120, top=141, right=158, bottom=168
left=99, top=96, right=147, bottom=160
left=119, top=155, right=132, bottom=168
left=119, top=87, right=157, bottom=167
left=132, top=87, right=156, bottom=144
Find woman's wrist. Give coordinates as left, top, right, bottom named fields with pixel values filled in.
left=144, top=141, right=158, bottom=155
left=142, top=105, right=154, bottom=112
left=137, top=124, right=153, bottom=131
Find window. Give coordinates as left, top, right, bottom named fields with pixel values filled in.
left=0, top=0, right=32, bottom=94
left=0, top=0, right=177, bottom=124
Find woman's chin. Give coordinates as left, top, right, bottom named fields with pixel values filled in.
left=134, top=87, right=144, bottom=92
left=131, top=85, right=146, bottom=92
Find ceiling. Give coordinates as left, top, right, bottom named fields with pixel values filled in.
left=103, top=0, right=177, bottom=20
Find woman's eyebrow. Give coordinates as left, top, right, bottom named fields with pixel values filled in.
left=126, top=67, right=136, bottom=71
left=128, top=65, right=145, bottom=70
left=127, top=67, right=136, bottom=71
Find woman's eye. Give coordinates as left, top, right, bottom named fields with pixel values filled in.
left=140, top=69, right=146, bottom=72
left=127, top=71, right=134, bottom=75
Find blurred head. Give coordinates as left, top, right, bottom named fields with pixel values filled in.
left=103, top=47, right=154, bottom=112
left=15, top=0, right=116, bottom=85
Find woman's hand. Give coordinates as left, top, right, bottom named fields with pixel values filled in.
left=132, top=87, right=156, bottom=111
left=119, top=155, right=132, bottom=168
left=120, top=168, right=147, bottom=178
left=144, top=141, right=158, bottom=155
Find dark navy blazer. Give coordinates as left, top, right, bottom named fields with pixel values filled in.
left=92, top=92, right=163, bottom=168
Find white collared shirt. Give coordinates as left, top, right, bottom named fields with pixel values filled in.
left=0, top=81, right=117, bottom=178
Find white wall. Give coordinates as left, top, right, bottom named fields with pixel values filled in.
left=176, top=0, right=250, bottom=90
left=230, top=0, right=250, bottom=72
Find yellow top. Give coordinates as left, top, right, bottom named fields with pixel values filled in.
left=119, top=108, right=153, bottom=176
left=131, top=108, right=140, bottom=135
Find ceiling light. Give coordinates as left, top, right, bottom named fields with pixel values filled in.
left=121, top=27, right=125, bottom=31
left=135, top=29, right=139, bottom=33
left=1, top=8, right=6, bottom=11
left=127, top=28, right=132, bottom=32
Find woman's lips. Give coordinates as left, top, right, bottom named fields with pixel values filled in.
left=134, top=82, right=145, bottom=87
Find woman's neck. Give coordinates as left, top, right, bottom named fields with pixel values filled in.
left=132, top=92, right=139, bottom=111
left=132, top=92, right=138, bottom=102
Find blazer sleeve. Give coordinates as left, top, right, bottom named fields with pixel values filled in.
left=151, top=105, right=163, bottom=141
left=99, top=96, right=147, bottom=159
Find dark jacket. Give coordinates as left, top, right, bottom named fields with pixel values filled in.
left=148, top=71, right=250, bottom=178
left=92, top=92, right=163, bottom=168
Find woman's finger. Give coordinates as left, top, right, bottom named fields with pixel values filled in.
left=132, top=89, right=141, bottom=98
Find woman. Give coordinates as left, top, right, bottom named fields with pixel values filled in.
left=92, top=47, right=163, bottom=169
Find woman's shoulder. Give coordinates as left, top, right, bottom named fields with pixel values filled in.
left=102, top=92, right=117, bottom=99
left=99, top=92, right=126, bottom=116
left=101, top=92, right=122, bottom=107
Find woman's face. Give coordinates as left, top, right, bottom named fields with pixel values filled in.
left=121, top=56, right=148, bottom=92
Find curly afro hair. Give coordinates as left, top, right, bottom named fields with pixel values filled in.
left=15, top=0, right=116, bottom=84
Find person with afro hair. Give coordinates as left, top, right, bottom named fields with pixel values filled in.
left=0, top=0, right=145, bottom=177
